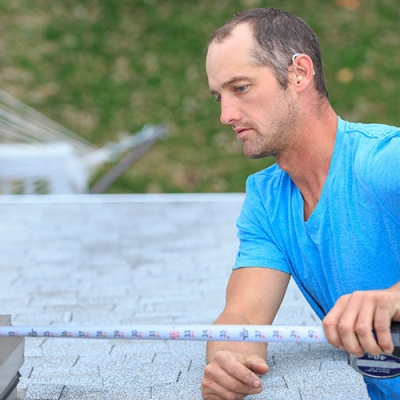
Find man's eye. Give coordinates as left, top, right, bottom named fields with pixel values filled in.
left=214, top=95, right=221, bottom=102
left=235, top=86, right=248, bottom=93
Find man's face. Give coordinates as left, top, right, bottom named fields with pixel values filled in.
left=206, top=23, right=300, bottom=159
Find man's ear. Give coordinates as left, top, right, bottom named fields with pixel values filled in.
left=290, top=53, right=314, bottom=87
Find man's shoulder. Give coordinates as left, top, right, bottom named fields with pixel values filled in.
left=338, top=118, right=400, bottom=173
left=245, top=163, right=293, bottom=204
left=247, top=162, right=284, bottom=183
left=246, top=163, right=286, bottom=190
left=340, top=117, right=400, bottom=140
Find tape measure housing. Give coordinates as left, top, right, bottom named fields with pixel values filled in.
left=349, top=353, right=400, bottom=379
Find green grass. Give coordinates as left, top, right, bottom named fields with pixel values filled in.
left=0, top=0, right=399, bottom=193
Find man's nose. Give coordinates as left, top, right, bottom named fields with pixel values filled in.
left=220, top=98, right=240, bottom=125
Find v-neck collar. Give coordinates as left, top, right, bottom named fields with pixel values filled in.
left=295, top=116, right=344, bottom=230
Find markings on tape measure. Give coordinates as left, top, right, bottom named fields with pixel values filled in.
left=3, top=322, right=400, bottom=378
left=0, top=324, right=327, bottom=343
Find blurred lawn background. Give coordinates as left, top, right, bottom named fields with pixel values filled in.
left=0, top=0, right=399, bottom=193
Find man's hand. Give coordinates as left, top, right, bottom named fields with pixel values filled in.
left=201, top=268, right=289, bottom=399
left=323, top=285, right=400, bottom=357
left=202, top=350, right=269, bottom=400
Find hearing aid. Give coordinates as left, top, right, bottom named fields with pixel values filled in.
left=292, top=53, right=316, bottom=78
left=292, top=53, right=306, bottom=73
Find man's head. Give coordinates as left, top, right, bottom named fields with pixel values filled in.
left=209, top=8, right=328, bottom=99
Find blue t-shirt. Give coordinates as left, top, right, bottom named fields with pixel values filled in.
left=234, top=117, right=400, bottom=399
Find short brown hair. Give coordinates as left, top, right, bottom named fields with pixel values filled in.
left=209, top=8, right=328, bottom=98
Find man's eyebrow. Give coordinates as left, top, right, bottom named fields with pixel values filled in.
left=222, top=76, right=251, bottom=88
left=210, top=76, right=251, bottom=96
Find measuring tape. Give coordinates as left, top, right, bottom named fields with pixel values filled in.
left=349, top=322, right=400, bottom=379
left=1, top=323, right=399, bottom=379
left=0, top=324, right=325, bottom=342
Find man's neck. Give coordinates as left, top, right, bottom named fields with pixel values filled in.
left=276, top=105, right=338, bottom=221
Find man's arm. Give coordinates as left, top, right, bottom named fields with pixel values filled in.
left=323, top=281, right=400, bottom=357
left=202, top=267, right=290, bottom=400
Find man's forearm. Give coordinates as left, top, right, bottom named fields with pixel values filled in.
left=206, top=312, right=268, bottom=363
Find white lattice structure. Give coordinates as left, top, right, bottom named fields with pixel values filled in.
left=0, top=89, right=167, bottom=194
left=0, top=142, right=89, bottom=195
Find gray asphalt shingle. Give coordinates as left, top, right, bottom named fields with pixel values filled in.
left=0, top=194, right=369, bottom=399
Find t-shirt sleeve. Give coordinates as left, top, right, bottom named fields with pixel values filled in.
left=233, top=175, right=291, bottom=274
left=370, top=135, right=400, bottom=223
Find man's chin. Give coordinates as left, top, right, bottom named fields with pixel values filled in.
left=242, top=146, right=270, bottom=160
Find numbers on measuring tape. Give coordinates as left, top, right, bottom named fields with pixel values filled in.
left=273, top=330, right=283, bottom=339
left=131, top=330, right=142, bottom=338
left=170, top=330, right=180, bottom=339
left=240, top=328, right=249, bottom=340
left=28, top=329, right=38, bottom=337
left=290, top=330, right=301, bottom=339
left=219, top=329, right=231, bottom=339
left=0, top=324, right=327, bottom=343
left=202, top=329, right=213, bottom=339
left=308, top=329, right=319, bottom=340
left=184, top=330, right=194, bottom=338
left=255, top=330, right=265, bottom=339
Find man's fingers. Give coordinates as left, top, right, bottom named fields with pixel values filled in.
left=342, top=294, right=378, bottom=357
left=373, top=308, right=394, bottom=355
left=217, top=352, right=263, bottom=390
left=202, top=351, right=266, bottom=399
left=324, top=292, right=369, bottom=356
left=202, top=369, right=248, bottom=400
left=323, top=294, right=349, bottom=349
left=354, top=309, right=382, bottom=357
left=323, top=291, right=398, bottom=357
left=246, top=355, right=269, bottom=376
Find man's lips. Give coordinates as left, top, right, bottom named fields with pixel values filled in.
left=234, top=127, right=252, bottom=139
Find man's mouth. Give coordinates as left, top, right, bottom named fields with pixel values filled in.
left=234, top=127, right=252, bottom=140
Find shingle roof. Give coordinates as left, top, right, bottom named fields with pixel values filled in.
left=0, top=194, right=369, bottom=399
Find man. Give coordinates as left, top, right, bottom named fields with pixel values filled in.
left=202, top=8, right=400, bottom=400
